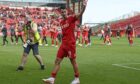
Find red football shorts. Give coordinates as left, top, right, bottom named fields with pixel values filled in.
left=18, top=32, right=23, bottom=36
left=50, top=32, right=55, bottom=39
left=76, top=33, right=80, bottom=38
left=57, top=44, right=76, bottom=59
left=82, top=33, right=88, bottom=40
left=54, top=32, right=58, bottom=39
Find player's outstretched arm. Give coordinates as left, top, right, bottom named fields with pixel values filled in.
left=76, top=0, right=88, bottom=19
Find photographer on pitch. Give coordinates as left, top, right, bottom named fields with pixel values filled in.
left=16, top=17, right=45, bottom=71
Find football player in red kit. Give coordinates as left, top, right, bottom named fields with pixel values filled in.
left=42, top=25, right=48, bottom=46
left=81, top=25, right=89, bottom=47
left=53, top=23, right=59, bottom=47
left=50, top=24, right=55, bottom=46
left=16, top=24, right=24, bottom=44
left=76, top=25, right=81, bottom=45
left=126, top=24, right=133, bottom=46
left=104, top=24, right=112, bottom=45
left=42, top=0, right=88, bottom=84
left=50, top=22, right=58, bottom=47
left=75, top=20, right=81, bottom=45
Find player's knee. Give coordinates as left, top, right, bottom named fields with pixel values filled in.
left=70, top=59, right=76, bottom=64
left=23, top=53, right=28, bottom=57
left=34, top=54, right=40, bottom=57
left=55, top=60, right=60, bottom=65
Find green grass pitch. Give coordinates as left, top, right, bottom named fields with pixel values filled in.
left=0, top=37, right=140, bottom=84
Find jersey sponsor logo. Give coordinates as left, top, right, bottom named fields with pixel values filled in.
left=61, top=23, right=69, bottom=29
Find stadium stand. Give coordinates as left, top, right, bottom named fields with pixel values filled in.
left=94, top=12, right=140, bottom=37
left=0, top=0, right=67, bottom=36
left=110, top=14, right=140, bottom=37
left=0, top=0, right=83, bottom=37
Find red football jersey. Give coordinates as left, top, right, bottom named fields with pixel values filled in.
left=60, top=15, right=77, bottom=44
left=77, top=28, right=81, bottom=34
left=82, top=27, right=88, bottom=35
left=42, top=27, right=47, bottom=36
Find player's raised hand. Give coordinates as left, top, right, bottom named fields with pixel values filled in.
left=76, top=0, right=88, bottom=19
left=83, top=0, right=88, bottom=6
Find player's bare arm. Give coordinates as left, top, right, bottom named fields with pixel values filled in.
left=76, top=0, right=88, bottom=19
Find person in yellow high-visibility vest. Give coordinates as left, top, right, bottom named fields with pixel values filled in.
left=17, top=17, right=45, bottom=71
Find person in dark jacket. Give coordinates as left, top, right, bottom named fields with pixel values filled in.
left=88, top=27, right=92, bottom=45
left=1, top=25, right=8, bottom=46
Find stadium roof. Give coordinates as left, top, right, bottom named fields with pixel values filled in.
left=0, top=0, right=66, bottom=3
left=0, top=0, right=66, bottom=7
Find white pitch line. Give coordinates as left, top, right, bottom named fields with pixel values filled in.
left=117, top=63, right=140, bottom=65
left=112, top=64, right=140, bottom=71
